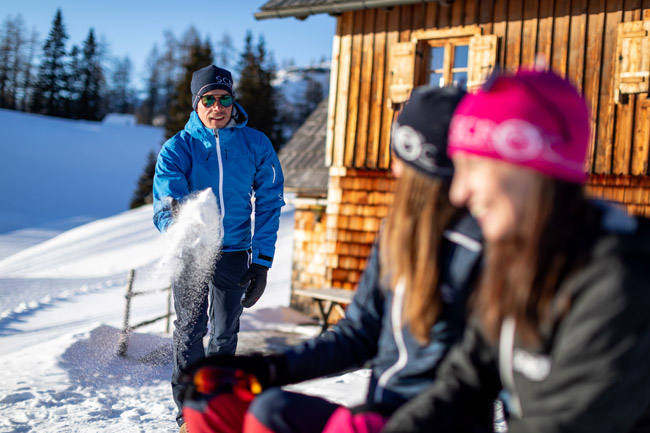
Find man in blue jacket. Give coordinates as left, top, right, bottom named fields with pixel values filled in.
left=152, top=64, right=284, bottom=430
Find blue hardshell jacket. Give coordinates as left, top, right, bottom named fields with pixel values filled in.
left=152, top=103, right=285, bottom=267
left=282, top=212, right=483, bottom=408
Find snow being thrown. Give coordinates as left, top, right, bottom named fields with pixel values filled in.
left=157, top=188, right=223, bottom=292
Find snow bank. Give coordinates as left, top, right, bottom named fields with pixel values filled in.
left=102, top=113, right=137, bottom=126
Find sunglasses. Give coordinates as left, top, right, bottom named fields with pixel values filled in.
left=201, top=94, right=233, bottom=108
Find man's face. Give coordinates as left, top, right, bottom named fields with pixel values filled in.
left=196, top=89, right=233, bottom=129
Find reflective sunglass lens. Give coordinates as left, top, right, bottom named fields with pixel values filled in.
left=201, top=95, right=217, bottom=107
left=201, top=95, right=216, bottom=107
left=219, top=95, right=233, bottom=107
left=201, top=95, right=233, bottom=108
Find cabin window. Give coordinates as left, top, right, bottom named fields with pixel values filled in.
left=386, top=29, right=496, bottom=107
left=426, top=40, right=470, bottom=90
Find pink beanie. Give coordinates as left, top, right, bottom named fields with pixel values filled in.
left=447, top=69, right=590, bottom=184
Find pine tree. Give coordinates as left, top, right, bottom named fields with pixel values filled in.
left=0, top=19, right=11, bottom=108
left=76, top=28, right=104, bottom=120
left=18, top=28, right=38, bottom=112
left=66, top=44, right=82, bottom=117
left=216, top=33, right=235, bottom=71
left=165, top=34, right=213, bottom=139
left=236, top=32, right=282, bottom=152
left=157, top=30, right=180, bottom=128
left=0, top=15, right=28, bottom=110
left=130, top=150, right=157, bottom=208
left=136, top=45, right=161, bottom=125
left=31, top=9, right=68, bottom=117
left=107, top=56, right=134, bottom=114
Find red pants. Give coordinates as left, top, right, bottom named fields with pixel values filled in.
left=183, top=392, right=251, bottom=433
left=184, top=388, right=389, bottom=433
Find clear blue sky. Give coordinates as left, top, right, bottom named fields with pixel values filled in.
left=2, top=0, right=336, bottom=87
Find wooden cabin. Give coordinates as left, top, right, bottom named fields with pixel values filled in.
left=257, top=0, right=650, bottom=312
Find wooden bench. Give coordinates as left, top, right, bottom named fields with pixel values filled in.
left=293, top=288, right=355, bottom=334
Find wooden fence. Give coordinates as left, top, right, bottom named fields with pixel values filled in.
left=117, top=269, right=173, bottom=357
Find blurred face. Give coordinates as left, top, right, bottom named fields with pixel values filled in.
left=196, top=89, right=233, bottom=129
left=449, top=152, right=539, bottom=242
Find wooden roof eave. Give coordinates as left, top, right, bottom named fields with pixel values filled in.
left=254, top=0, right=453, bottom=20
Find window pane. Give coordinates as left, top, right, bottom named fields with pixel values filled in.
left=429, top=72, right=444, bottom=87
left=453, top=45, right=469, bottom=68
left=452, top=71, right=468, bottom=90
left=430, top=46, right=445, bottom=70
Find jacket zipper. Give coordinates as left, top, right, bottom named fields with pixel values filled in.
left=214, top=129, right=226, bottom=226
left=374, top=278, right=408, bottom=402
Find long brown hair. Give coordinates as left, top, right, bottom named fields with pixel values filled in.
left=475, top=177, right=601, bottom=346
left=379, top=164, right=461, bottom=344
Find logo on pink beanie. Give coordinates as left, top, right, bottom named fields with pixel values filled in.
left=448, top=69, right=590, bottom=184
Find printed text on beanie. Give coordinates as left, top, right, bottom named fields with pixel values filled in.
left=447, top=69, right=590, bottom=184
left=392, top=86, right=465, bottom=180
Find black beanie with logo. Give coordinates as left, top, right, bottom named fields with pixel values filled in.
left=391, top=86, right=466, bottom=180
left=191, top=65, right=235, bottom=110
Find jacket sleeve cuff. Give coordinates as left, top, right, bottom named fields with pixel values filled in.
left=252, top=250, right=274, bottom=267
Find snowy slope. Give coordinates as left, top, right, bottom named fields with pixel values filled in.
left=0, top=108, right=163, bottom=243
left=273, top=63, right=331, bottom=141
left=0, top=109, right=368, bottom=433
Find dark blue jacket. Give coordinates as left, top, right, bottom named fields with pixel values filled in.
left=283, top=212, right=483, bottom=408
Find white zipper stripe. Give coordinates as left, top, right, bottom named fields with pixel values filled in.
left=214, top=130, right=226, bottom=225
left=272, top=164, right=276, bottom=184
left=443, top=229, right=482, bottom=252
left=499, top=317, right=522, bottom=417
left=374, top=278, right=408, bottom=402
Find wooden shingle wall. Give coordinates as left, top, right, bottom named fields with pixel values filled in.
left=325, top=168, right=395, bottom=290
left=290, top=199, right=329, bottom=312
left=586, top=175, right=650, bottom=218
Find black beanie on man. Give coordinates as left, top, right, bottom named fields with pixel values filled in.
left=391, top=86, right=466, bottom=180
left=191, top=65, right=235, bottom=110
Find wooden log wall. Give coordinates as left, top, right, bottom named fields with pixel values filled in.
left=328, top=0, right=650, bottom=177
left=310, top=0, right=650, bottom=302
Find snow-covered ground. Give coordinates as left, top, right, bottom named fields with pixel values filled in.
left=0, top=109, right=368, bottom=433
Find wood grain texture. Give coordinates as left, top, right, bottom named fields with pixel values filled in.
left=594, top=0, right=623, bottom=174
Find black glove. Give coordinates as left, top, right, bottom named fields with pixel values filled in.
left=170, top=198, right=181, bottom=217
left=239, top=264, right=268, bottom=308
left=180, top=352, right=291, bottom=394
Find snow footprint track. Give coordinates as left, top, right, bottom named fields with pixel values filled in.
left=0, top=277, right=126, bottom=334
